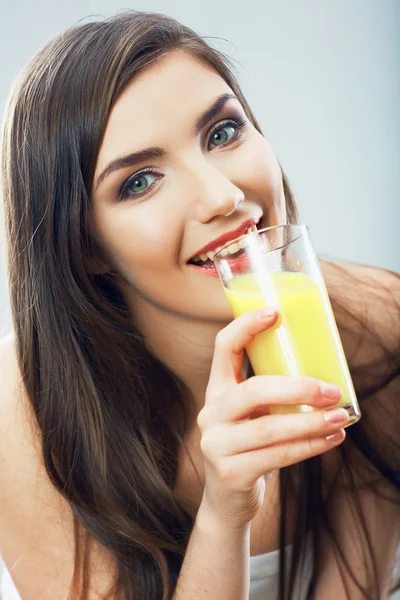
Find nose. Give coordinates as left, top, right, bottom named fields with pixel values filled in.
left=185, top=157, right=245, bottom=223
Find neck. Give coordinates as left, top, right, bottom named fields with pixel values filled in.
left=129, top=298, right=228, bottom=415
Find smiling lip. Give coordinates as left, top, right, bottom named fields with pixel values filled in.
left=188, top=216, right=261, bottom=261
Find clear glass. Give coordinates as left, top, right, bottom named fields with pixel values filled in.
left=214, top=224, right=361, bottom=426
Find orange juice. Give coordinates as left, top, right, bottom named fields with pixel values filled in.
left=225, top=271, right=359, bottom=421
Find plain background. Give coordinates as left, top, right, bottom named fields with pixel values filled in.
left=0, top=0, right=399, bottom=336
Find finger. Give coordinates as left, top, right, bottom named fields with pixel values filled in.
left=223, top=407, right=349, bottom=455
left=209, top=376, right=343, bottom=422
left=207, top=308, right=278, bottom=394
left=221, top=429, right=346, bottom=487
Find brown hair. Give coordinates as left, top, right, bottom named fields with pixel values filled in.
left=1, top=11, right=399, bottom=599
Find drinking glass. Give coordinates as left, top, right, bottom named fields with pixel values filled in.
left=213, top=224, right=361, bottom=426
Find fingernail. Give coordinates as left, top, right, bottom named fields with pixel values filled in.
left=326, top=430, right=345, bottom=443
left=323, top=407, right=349, bottom=424
left=258, top=308, right=277, bottom=320
left=320, top=382, right=342, bottom=399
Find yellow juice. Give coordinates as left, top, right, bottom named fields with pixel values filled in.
left=225, top=271, right=359, bottom=422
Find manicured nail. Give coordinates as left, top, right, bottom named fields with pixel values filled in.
left=326, top=430, right=345, bottom=443
left=323, top=407, right=349, bottom=424
left=320, top=382, right=342, bottom=399
left=258, top=308, right=277, bottom=319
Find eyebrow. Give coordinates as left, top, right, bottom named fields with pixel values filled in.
left=95, top=92, right=238, bottom=190
left=195, top=92, right=237, bottom=135
left=95, top=147, right=166, bottom=191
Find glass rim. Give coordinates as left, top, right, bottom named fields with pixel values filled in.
left=213, top=223, right=309, bottom=260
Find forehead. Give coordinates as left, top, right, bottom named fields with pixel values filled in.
left=95, top=51, right=232, bottom=171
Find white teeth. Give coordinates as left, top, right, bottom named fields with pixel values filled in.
left=191, top=224, right=259, bottom=264
left=228, top=242, right=240, bottom=254
left=191, top=252, right=215, bottom=263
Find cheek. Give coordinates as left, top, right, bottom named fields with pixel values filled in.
left=93, top=201, right=182, bottom=279
left=250, top=136, right=282, bottom=193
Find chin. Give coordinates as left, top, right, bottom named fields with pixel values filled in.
left=185, top=284, right=235, bottom=323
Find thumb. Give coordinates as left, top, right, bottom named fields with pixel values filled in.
left=207, top=308, right=278, bottom=396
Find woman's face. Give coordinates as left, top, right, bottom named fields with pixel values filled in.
left=91, top=50, right=286, bottom=323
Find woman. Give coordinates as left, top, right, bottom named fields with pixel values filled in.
left=0, top=11, right=399, bottom=600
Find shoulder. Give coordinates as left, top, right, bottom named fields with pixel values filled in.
left=0, top=332, right=65, bottom=593
left=0, top=331, right=62, bottom=546
left=320, top=259, right=400, bottom=367
left=320, top=258, right=400, bottom=299
left=320, top=258, right=400, bottom=319
left=320, top=261, right=400, bottom=484
left=0, top=331, right=42, bottom=461
left=0, top=333, right=117, bottom=598
left=0, top=331, right=20, bottom=399
left=0, top=332, right=36, bottom=473
left=320, top=261, right=400, bottom=474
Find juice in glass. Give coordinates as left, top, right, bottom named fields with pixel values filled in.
left=215, top=225, right=361, bottom=426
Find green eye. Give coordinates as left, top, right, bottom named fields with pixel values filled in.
left=127, top=173, right=157, bottom=194
left=209, top=124, right=237, bottom=147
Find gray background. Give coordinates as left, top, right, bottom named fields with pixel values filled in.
left=1, top=0, right=399, bottom=336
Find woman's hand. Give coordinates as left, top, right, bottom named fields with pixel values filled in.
left=197, top=308, right=349, bottom=531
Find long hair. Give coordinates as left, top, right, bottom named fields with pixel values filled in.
left=1, top=11, right=399, bottom=599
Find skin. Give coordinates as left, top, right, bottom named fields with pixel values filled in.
left=91, top=49, right=286, bottom=410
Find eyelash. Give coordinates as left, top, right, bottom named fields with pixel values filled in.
left=118, top=116, right=248, bottom=201
left=207, top=117, right=248, bottom=150
left=119, top=167, right=160, bottom=202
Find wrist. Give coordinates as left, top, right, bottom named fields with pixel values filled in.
left=195, top=500, right=251, bottom=540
